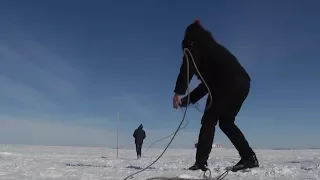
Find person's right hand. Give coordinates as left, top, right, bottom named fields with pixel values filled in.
left=173, top=94, right=182, bottom=109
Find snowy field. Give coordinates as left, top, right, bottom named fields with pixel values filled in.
left=0, top=144, right=320, bottom=180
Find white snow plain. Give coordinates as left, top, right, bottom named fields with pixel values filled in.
left=0, top=144, right=320, bottom=180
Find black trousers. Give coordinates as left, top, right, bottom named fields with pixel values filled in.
left=135, top=142, right=142, bottom=156
left=195, top=79, right=255, bottom=165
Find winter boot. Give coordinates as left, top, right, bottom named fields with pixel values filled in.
left=230, top=155, right=259, bottom=172
left=188, top=162, right=208, bottom=171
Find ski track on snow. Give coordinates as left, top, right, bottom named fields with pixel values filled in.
left=0, top=144, right=319, bottom=180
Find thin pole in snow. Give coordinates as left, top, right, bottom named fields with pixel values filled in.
left=117, top=112, right=119, bottom=158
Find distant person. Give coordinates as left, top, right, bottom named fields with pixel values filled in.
left=172, top=20, right=259, bottom=172
left=133, top=124, right=146, bottom=159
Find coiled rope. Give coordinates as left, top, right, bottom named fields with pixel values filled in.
left=122, top=47, right=228, bottom=180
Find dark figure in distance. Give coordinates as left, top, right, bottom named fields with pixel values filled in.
left=172, top=20, right=259, bottom=172
left=133, top=124, right=146, bottom=159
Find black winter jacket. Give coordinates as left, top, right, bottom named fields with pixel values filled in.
left=133, top=124, right=146, bottom=144
left=174, top=21, right=250, bottom=103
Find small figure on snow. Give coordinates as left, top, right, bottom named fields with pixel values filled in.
left=172, top=20, right=259, bottom=172
left=133, top=124, right=146, bottom=159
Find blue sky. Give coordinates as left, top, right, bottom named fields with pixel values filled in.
left=0, top=0, right=319, bottom=149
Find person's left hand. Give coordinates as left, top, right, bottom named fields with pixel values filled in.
left=173, top=94, right=182, bottom=109
left=179, top=96, right=190, bottom=107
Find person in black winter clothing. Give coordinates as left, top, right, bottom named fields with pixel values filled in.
left=172, top=20, right=259, bottom=172
left=133, top=124, right=146, bottom=159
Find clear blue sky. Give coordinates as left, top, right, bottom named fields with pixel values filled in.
left=0, top=0, right=319, bottom=149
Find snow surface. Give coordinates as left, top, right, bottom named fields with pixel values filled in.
left=0, top=144, right=320, bottom=180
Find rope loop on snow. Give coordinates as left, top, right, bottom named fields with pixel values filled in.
left=202, top=169, right=229, bottom=180
left=203, top=169, right=212, bottom=179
